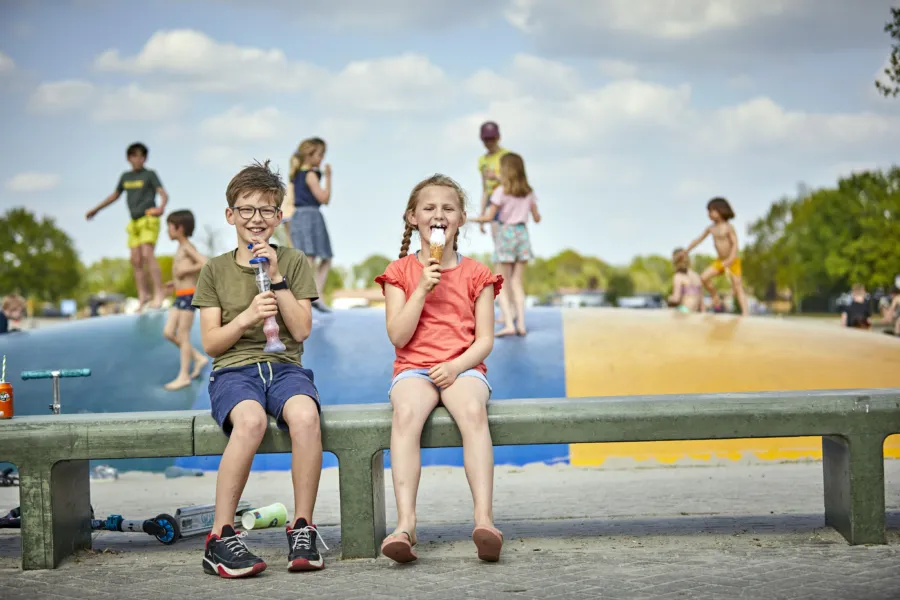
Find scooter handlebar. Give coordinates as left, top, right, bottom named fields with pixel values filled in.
left=21, top=369, right=91, bottom=380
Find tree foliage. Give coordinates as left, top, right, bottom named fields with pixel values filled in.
left=0, top=208, right=81, bottom=301
left=605, top=270, right=635, bottom=307
left=743, top=168, right=900, bottom=305
left=876, top=7, right=900, bottom=98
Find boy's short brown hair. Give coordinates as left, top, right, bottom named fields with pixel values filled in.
left=225, top=160, right=285, bottom=208
left=707, top=197, right=735, bottom=220
left=851, top=283, right=866, bottom=294
left=167, top=210, right=195, bottom=237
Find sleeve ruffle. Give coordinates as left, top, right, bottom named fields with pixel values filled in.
left=473, top=272, right=503, bottom=301
left=374, top=273, right=402, bottom=295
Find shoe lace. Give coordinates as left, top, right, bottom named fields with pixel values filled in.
left=221, top=531, right=251, bottom=557
left=291, top=525, right=330, bottom=552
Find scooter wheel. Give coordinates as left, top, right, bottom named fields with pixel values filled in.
left=154, top=514, right=180, bottom=544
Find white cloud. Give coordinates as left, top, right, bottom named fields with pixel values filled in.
left=505, top=0, right=897, bottom=60
left=0, top=51, right=14, bottom=73
left=318, top=53, right=454, bottom=113
left=200, top=106, right=283, bottom=142
left=91, top=84, right=181, bottom=122
left=27, top=80, right=96, bottom=115
left=597, top=59, right=639, bottom=79
left=27, top=80, right=179, bottom=121
left=94, top=29, right=323, bottom=93
left=5, top=172, right=61, bottom=193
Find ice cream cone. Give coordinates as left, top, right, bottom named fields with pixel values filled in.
left=430, top=243, right=444, bottom=262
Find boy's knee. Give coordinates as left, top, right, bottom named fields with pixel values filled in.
left=163, top=328, right=177, bottom=343
left=460, top=401, right=487, bottom=428
left=283, top=397, right=320, bottom=434
left=230, top=406, right=269, bottom=441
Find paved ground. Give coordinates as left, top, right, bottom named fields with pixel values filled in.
left=2, top=460, right=900, bottom=599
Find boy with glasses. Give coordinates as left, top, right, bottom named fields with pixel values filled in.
left=192, top=160, right=326, bottom=577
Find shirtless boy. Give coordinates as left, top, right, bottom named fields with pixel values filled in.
left=683, top=197, right=749, bottom=316
left=163, top=210, right=209, bottom=390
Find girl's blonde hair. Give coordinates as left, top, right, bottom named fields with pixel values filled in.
left=2, top=293, right=26, bottom=314
left=499, top=152, right=532, bottom=198
left=288, top=137, right=326, bottom=180
left=672, top=248, right=690, bottom=273
left=399, top=174, right=467, bottom=258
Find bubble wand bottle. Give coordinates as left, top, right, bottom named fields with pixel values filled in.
left=248, top=245, right=286, bottom=353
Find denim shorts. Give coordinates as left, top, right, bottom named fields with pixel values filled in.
left=209, top=361, right=320, bottom=435
left=388, top=368, right=492, bottom=399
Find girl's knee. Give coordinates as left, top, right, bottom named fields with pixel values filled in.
left=457, top=400, right=488, bottom=429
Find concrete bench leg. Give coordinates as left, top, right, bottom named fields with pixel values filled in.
left=334, top=449, right=385, bottom=559
left=18, top=460, right=92, bottom=569
left=822, top=434, right=886, bottom=545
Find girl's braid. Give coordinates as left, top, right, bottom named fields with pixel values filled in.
left=399, top=224, right=413, bottom=258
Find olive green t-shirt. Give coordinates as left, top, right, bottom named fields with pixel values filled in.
left=192, top=245, right=319, bottom=370
left=117, top=169, right=163, bottom=220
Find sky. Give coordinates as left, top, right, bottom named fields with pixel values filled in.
left=1, top=0, right=899, bottom=272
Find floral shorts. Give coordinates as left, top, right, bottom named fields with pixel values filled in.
left=493, top=223, right=532, bottom=263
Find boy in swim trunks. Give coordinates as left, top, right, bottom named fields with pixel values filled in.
left=683, top=197, right=750, bottom=316
left=85, top=142, right=168, bottom=310
left=162, top=210, right=209, bottom=390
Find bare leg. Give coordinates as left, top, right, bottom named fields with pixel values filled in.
left=510, top=261, right=527, bottom=335
left=440, top=377, right=493, bottom=527
left=141, top=243, right=165, bottom=308
left=388, top=378, right=440, bottom=542
left=729, top=272, right=750, bottom=316
left=495, top=262, right=516, bottom=337
left=280, top=395, right=322, bottom=523
left=165, top=311, right=197, bottom=390
left=491, top=221, right=513, bottom=329
left=699, top=266, right=721, bottom=309
left=315, top=258, right=332, bottom=298
left=212, top=401, right=268, bottom=535
left=130, top=246, right=149, bottom=307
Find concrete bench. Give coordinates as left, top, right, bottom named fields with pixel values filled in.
left=2, top=388, right=899, bottom=570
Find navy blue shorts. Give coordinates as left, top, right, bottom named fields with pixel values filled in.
left=209, top=362, right=320, bottom=436
left=173, top=293, right=195, bottom=311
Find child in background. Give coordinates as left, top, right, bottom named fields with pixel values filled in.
left=667, top=249, right=703, bottom=313
left=375, top=174, right=504, bottom=564
left=473, top=152, right=541, bottom=336
left=288, top=138, right=333, bottom=313
left=683, top=197, right=749, bottom=316
left=86, top=142, right=168, bottom=310
left=162, top=210, right=209, bottom=390
left=476, top=121, right=515, bottom=331
left=841, top=283, right=871, bottom=329
left=192, top=160, right=325, bottom=577
left=0, top=294, right=26, bottom=334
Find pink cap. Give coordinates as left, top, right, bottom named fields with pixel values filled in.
left=479, top=121, right=500, bottom=140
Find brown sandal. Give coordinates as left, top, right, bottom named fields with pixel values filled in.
left=381, top=530, right=418, bottom=563
left=472, top=525, right=503, bottom=562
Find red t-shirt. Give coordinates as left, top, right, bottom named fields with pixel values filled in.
left=375, top=254, right=503, bottom=378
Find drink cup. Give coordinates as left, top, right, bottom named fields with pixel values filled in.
left=240, top=502, right=287, bottom=530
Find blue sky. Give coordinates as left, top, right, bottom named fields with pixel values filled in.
left=1, top=0, right=898, bottom=273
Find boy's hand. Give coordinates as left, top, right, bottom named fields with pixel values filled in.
left=249, top=238, right=280, bottom=281
left=145, top=207, right=164, bottom=217
left=416, top=258, right=441, bottom=293
left=85, top=208, right=97, bottom=220
left=241, top=291, right=278, bottom=327
left=429, top=362, right=459, bottom=389
left=164, top=281, right=175, bottom=293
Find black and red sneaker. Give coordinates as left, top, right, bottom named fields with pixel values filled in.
left=287, top=518, right=328, bottom=571
left=203, top=525, right=267, bottom=578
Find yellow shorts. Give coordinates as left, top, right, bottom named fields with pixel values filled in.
left=126, top=215, right=160, bottom=249
left=712, top=257, right=742, bottom=277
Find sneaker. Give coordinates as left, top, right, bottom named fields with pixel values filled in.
left=287, top=518, right=328, bottom=571
left=203, top=525, right=267, bottom=578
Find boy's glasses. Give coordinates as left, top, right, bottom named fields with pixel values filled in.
left=233, top=206, right=279, bottom=220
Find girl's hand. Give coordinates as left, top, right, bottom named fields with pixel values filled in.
left=417, top=258, right=441, bottom=293
left=429, top=362, right=459, bottom=389
left=323, top=164, right=332, bottom=177
left=249, top=238, right=281, bottom=281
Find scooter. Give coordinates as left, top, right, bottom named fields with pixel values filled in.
left=1, top=369, right=251, bottom=544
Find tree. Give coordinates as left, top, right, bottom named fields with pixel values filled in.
left=0, top=208, right=81, bottom=301
left=199, top=224, right=225, bottom=256
left=322, top=268, right=344, bottom=302
left=351, top=254, right=392, bottom=288
left=876, top=7, right=900, bottom=98
left=605, top=270, right=635, bottom=306
left=77, top=255, right=174, bottom=301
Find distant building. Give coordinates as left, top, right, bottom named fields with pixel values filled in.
left=550, top=288, right=608, bottom=308
left=330, top=287, right=386, bottom=310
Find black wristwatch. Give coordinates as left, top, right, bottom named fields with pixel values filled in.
left=271, top=277, right=289, bottom=291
